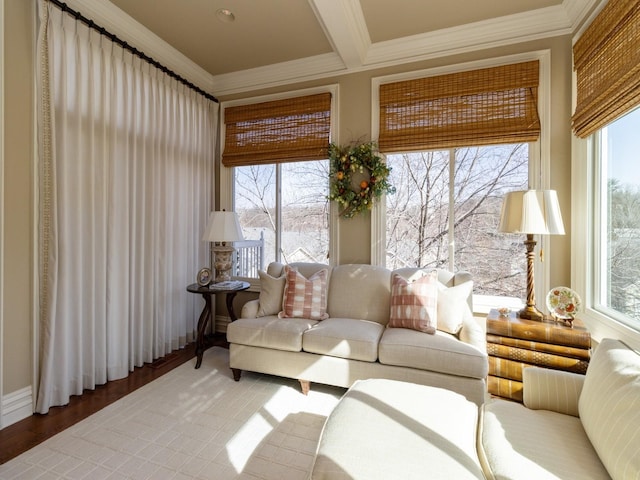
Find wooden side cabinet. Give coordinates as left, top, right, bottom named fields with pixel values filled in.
left=486, top=309, right=591, bottom=402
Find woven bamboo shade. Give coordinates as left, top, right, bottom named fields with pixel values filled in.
left=378, top=61, right=540, bottom=153
left=222, top=92, right=331, bottom=167
left=572, top=0, right=640, bottom=138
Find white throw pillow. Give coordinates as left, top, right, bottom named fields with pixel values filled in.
left=579, top=338, right=640, bottom=480
left=256, top=270, right=286, bottom=317
left=437, top=281, right=473, bottom=335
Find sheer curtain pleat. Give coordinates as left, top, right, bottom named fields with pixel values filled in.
left=36, top=1, right=216, bottom=413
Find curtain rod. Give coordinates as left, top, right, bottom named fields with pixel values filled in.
left=48, top=0, right=219, bottom=104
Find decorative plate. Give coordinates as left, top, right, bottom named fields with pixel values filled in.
left=546, top=286, right=581, bottom=319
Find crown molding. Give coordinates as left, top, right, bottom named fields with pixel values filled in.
left=213, top=4, right=575, bottom=96
left=61, top=0, right=601, bottom=97
left=63, top=0, right=215, bottom=96
left=562, top=0, right=602, bottom=31
left=365, top=5, right=572, bottom=67
left=210, top=53, right=347, bottom=97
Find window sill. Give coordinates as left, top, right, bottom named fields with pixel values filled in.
left=473, top=294, right=523, bottom=316
left=578, top=308, right=640, bottom=351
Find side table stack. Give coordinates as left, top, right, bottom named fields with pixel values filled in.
left=486, top=309, right=591, bottom=402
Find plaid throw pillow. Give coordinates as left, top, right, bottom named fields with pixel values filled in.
left=388, top=271, right=438, bottom=334
left=278, top=266, right=329, bottom=320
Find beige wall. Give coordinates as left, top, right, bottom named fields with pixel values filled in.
left=219, top=35, right=574, bottom=276
left=0, top=3, right=573, bottom=404
left=2, top=0, right=34, bottom=396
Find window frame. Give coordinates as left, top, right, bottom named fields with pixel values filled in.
left=571, top=132, right=640, bottom=350
left=372, top=51, right=553, bottom=313
left=219, top=85, right=340, bottom=286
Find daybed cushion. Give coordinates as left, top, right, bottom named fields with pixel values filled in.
left=226, top=316, right=318, bottom=352
left=311, top=378, right=484, bottom=480
left=579, top=338, right=640, bottom=480
left=378, top=327, right=488, bottom=379
left=302, top=318, right=385, bottom=362
left=480, top=399, right=610, bottom=480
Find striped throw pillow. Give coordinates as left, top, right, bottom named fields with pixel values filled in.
left=278, top=266, right=329, bottom=320
left=388, top=271, right=438, bottom=334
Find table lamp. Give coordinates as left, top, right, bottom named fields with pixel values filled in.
left=498, top=190, right=565, bottom=320
left=202, top=210, right=244, bottom=283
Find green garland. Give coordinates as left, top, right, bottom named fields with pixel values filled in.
left=328, top=142, right=395, bottom=218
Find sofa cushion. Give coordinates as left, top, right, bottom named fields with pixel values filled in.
left=327, top=264, right=391, bottom=325
left=480, top=399, right=610, bottom=480
left=579, top=338, right=640, bottom=480
left=388, top=271, right=438, bottom=334
left=226, top=316, right=318, bottom=352
left=256, top=270, right=286, bottom=317
left=437, top=280, right=473, bottom=334
left=302, top=318, right=384, bottom=362
left=311, top=379, right=484, bottom=480
left=378, top=327, right=488, bottom=379
left=278, top=266, right=329, bottom=320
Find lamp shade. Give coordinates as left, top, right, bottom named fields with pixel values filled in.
left=498, top=190, right=565, bottom=235
left=202, top=211, right=244, bottom=243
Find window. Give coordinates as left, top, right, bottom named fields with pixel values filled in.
left=234, top=160, right=330, bottom=273
left=593, top=106, right=640, bottom=329
left=222, top=89, right=335, bottom=277
left=375, top=55, right=548, bottom=309
left=571, top=0, right=640, bottom=340
left=385, top=144, right=528, bottom=302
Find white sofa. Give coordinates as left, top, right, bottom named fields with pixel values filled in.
left=227, top=262, right=488, bottom=405
left=310, top=338, right=640, bottom=480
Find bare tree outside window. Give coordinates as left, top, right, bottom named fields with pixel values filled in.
left=386, top=144, right=529, bottom=299
left=602, top=106, right=640, bottom=326
left=234, top=160, right=329, bottom=272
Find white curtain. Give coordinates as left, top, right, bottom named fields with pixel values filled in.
left=36, top=1, right=216, bottom=413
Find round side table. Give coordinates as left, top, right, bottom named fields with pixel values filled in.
left=187, top=281, right=250, bottom=368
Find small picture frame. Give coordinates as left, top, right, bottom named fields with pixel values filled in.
left=196, top=267, right=213, bottom=287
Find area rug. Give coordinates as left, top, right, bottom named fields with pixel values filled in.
left=0, top=348, right=345, bottom=480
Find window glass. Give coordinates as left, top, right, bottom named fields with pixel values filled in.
left=386, top=144, right=528, bottom=300
left=386, top=150, right=451, bottom=269
left=280, top=160, right=330, bottom=264
left=597, top=106, right=640, bottom=327
left=234, top=160, right=329, bottom=277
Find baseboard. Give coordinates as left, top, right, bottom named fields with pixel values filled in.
left=215, top=314, right=230, bottom=333
left=1, top=385, right=33, bottom=429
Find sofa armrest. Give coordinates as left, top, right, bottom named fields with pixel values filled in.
left=240, top=299, right=260, bottom=319
left=522, top=367, right=585, bottom=417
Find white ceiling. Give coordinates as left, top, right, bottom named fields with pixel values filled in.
left=65, top=0, right=601, bottom=97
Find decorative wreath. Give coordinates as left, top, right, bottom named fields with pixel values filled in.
left=327, top=141, right=395, bottom=218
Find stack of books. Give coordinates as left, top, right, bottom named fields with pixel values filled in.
left=486, top=311, right=591, bottom=402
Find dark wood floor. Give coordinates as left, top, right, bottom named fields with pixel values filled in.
left=0, top=342, right=200, bottom=465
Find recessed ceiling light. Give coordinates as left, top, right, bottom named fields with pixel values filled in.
left=216, top=8, right=235, bottom=23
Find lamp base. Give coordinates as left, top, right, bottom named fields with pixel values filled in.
left=212, top=245, right=235, bottom=283
left=517, top=304, right=544, bottom=321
